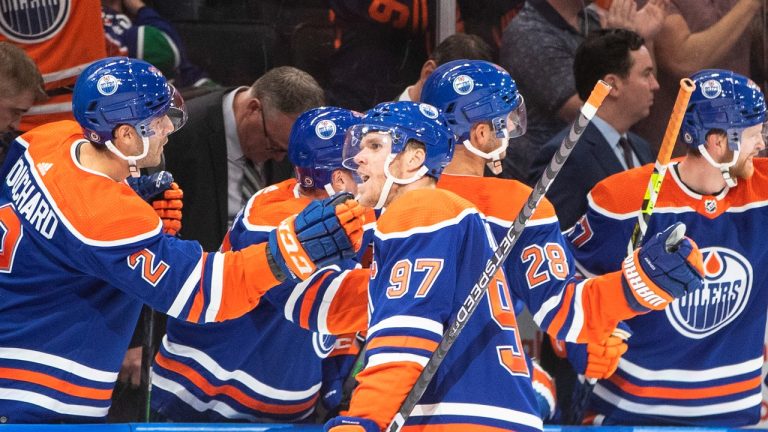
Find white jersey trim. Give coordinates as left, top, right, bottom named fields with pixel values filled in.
left=167, top=254, right=204, bottom=319
left=375, top=207, right=479, bottom=240
left=204, top=253, right=225, bottom=322
left=619, top=356, right=763, bottom=382
left=0, top=347, right=117, bottom=383
left=161, top=337, right=321, bottom=400
left=411, top=402, right=543, bottom=430
left=593, top=384, right=762, bottom=417
left=486, top=214, right=559, bottom=229
left=368, top=315, right=443, bottom=337
left=151, top=374, right=259, bottom=421
left=317, top=270, right=350, bottom=334
left=283, top=266, right=341, bottom=323
left=367, top=353, right=429, bottom=368
left=0, top=387, right=108, bottom=417
left=564, top=280, right=586, bottom=342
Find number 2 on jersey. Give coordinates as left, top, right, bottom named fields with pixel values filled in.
left=521, top=243, right=569, bottom=288
left=0, top=204, right=22, bottom=273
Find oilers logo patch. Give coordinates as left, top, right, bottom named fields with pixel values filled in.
left=312, top=333, right=336, bottom=359
left=96, top=75, right=120, bottom=96
left=665, top=247, right=752, bottom=339
left=419, top=103, right=439, bottom=119
left=0, top=0, right=70, bottom=43
left=453, top=74, right=474, bottom=95
left=700, top=79, right=723, bottom=99
left=315, top=119, right=337, bottom=140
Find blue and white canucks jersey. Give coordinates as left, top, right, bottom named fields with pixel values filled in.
left=152, top=179, right=372, bottom=422
left=0, top=121, right=283, bottom=422
left=567, top=160, right=768, bottom=426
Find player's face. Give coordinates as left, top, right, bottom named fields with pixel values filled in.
left=139, top=115, right=175, bottom=168
left=242, top=104, right=297, bottom=163
left=353, top=131, right=393, bottom=207
left=729, top=123, right=766, bottom=179
left=618, top=46, right=659, bottom=122
left=0, top=89, right=35, bottom=133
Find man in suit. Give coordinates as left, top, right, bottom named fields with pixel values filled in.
left=528, top=28, right=656, bottom=231
left=163, top=66, right=325, bottom=251
left=526, top=28, right=657, bottom=422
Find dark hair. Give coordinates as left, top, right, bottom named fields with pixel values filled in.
left=250, top=66, right=325, bottom=114
left=573, top=28, right=645, bottom=100
left=430, top=33, right=494, bottom=66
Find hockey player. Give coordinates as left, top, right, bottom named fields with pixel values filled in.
left=420, top=59, right=702, bottom=421
left=323, top=100, right=702, bottom=432
left=0, top=57, right=364, bottom=422
left=565, top=69, right=768, bottom=426
left=150, top=106, right=373, bottom=422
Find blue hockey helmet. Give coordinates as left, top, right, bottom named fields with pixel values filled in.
left=289, top=107, right=362, bottom=193
left=681, top=69, right=766, bottom=151
left=680, top=69, right=766, bottom=186
left=421, top=59, right=525, bottom=174
left=343, top=101, right=455, bottom=208
left=73, top=57, right=187, bottom=146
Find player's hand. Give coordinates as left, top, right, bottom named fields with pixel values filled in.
left=561, top=323, right=632, bottom=380
left=127, top=171, right=184, bottom=236
left=268, top=193, right=365, bottom=282
left=153, top=182, right=183, bottom=236
left=324, top=415, right=379, bottom=432
left=127, top=171, right=174, bottom=201
left=117, top=346, right=142, bottom=388
left=622, top=222, right=703, bottom=312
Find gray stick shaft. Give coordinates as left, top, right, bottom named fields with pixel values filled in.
left=388, top=104, right=598, bottom=432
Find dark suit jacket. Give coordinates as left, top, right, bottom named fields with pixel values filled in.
left=527, top=123, right=653, bottom=230
left=163, top=89, right=293, bottom=251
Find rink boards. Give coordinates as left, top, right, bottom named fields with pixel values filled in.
left=0, top=425, right=761, bottom=432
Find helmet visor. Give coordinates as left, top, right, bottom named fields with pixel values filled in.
left=342, top=125, right=396, bottom=173
left=493, top=95, right=526, bottom=139
left=166, top=85, right=187, bottom=134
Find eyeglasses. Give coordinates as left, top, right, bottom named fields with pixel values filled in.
left=260, top=107, right=281, bottom=150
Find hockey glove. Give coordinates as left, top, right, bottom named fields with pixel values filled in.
left=268, top=193, right=365, bottom=282
left=563, top=322, right=632, bottom=380
left=621, top=222, right=703, bottom=312
left=127, top=171, right=184, bottom=236
left=324, top=415, right=380, bottom=432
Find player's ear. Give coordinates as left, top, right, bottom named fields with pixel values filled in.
left=113, top=124, right=135, bottom=144
left=420, top=59, right=438, bottom=82
left=470, top=122, right=492, bottom=145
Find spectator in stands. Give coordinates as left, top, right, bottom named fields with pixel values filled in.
left=499, top=0, right=667, bottom=182
left=397, top=33, right=494, bottom=102
left=162, top=66, right=324, bottom=251
left=0, top=0, right=108, bottom=131
left=102, top=0, right=219, bottom=93
left=528, top=28, right=656, bottom=230
left=0, top=42, right=45, bottom=164
left=633, top=0, right=762, bottom=154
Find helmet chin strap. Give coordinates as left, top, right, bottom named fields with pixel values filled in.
left=698, top=144, right=739, bottom=187
left=462, top=137, right=508, bottom=175
left=374, top=154, right=429, bottom=209
left=323, top=183, right=336, bottom=196
left=104, top=137, right=150, bottom=179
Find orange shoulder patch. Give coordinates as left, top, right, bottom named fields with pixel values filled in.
left=589, top=165, right=653, bottom=215
left=377, top=188, right=476, bottom=234
left=438, top=174, right=555, bottom=221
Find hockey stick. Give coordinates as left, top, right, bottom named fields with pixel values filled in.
left=569, top=78, right=695, bottom=425
left=387, top=80, right=612, bottom=432
left=627, top=78, right=695, bottom=253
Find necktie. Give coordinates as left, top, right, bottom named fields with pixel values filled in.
left=618, top=137, right=636, bottom=169
left=241, top=159, right=264, bottom=203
